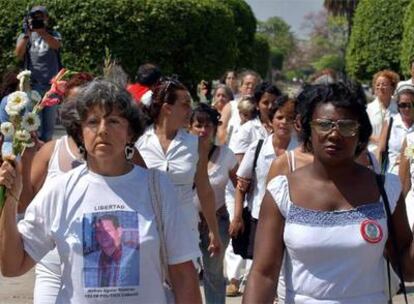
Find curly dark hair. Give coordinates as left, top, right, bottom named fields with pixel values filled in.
left=298, top=83, right=372, bottom=156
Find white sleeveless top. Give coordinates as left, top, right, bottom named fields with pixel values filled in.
left=194, top=145, right=237, bottom=211
left=38, top=136, right=83, bottom=270
left=268, top=174, right=401, bottom=304
left=44, top=135, right=81, bottom=184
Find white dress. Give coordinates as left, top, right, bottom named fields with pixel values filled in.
left=136, top=125, right=201, bottom=247
left=405, top=132, right=414, bottom=229
left=34, top=135, right=83, bottom=304
left=268, top=174, right=401, bottom=303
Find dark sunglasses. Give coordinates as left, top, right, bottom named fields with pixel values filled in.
left=397, top=102, right=414, bottom=109
left=310, top=118, right=360, bottom=137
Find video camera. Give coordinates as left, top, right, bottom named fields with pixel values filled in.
left=23, top=10, right=45, bottom=32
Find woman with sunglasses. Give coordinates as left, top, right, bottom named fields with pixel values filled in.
left=243, top=83, right=414, bottom=303
left=378, top=84, right=414, bottom=175
left=136, top=78, right=221, bottom=257
left=397, top=86, right=414, bottom=230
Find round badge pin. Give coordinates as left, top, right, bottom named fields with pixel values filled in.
left=360, top=219, right=383, bottom=244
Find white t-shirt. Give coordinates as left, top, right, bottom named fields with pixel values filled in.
left=194, top=145, right=237, bottom=211
left=231, top=117, right=269, bottom=155
left=237, top=134, right=297, bottom=219
left=367, top=97, right=398, bottom=152
left=227, top=99, right=242, bottom=151
left=268, top=174, right=401, bottom=303
left=18, top=165, right=199, bottom=304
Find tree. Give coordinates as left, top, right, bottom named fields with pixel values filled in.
left=324, top=0, right=359, bottom=38
left=0, top=0, right=248, bottom=87
left=401, top=0, right=414, bottom=77
left=257, top=16, right=296, bottom=71
left=346, top=0, right=410, bottom=81
left=218, top=0, right=257, bottom=71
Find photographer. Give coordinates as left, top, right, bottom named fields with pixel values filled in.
left=15, top=5, right=62, bottom=142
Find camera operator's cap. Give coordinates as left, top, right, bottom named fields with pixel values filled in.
left=396, top=83, right=414, bottom=96
left=30, top=5, right=48, bottom=15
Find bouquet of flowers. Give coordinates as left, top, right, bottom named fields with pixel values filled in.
left=404, top=144, right=414, bottom=161
left=0, top=68, right=70, bottom=213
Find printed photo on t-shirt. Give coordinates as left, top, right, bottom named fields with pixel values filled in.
left=83, top=210, right=140, bottom=290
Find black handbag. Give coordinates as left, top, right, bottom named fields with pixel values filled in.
left=232, top=139, right=264, bottom=259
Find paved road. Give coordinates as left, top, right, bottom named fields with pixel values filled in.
left=1, top=269, right=414, bottom=304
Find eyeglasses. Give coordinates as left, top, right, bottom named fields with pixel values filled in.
left=397, top=102, right=414, bottom=109
left=311, top=119, right=360, bottom=137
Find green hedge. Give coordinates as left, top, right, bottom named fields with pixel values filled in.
left=401, top=0, right=414, bottom=77
left=252, top=34, right=270, bottom=78
left=345, top=0, right=409, bottom=81
left=1, top=0, right=253, bottom=86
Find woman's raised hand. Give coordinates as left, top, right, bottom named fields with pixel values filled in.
left=0, top=158, right=22, bottom=201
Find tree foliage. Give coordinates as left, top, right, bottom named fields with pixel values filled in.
left=257, top=16, right=296, bottom=71
left=0, top=0, right=261, bottom=86
left=345, top=0, right=410, bottom=81
left=401, top=0, right=414, bottom=77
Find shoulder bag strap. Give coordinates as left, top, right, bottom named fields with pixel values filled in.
left=375, top=174, right=408, bottom=304
left=253, top=139, right=264, bottom=171
left=148, top=169, right=171, bottom=287
left=381, top=117, right=394, bottom=174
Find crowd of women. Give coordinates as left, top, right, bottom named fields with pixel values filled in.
left=1, top=62, right=414, bottom=304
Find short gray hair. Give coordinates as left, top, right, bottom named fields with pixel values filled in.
left=75, top=79, right=145, bottom=142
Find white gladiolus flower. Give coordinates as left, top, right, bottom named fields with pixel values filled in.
left=404, top=145, right=414, bottom=160
left=16, top=70, right=31, bottom=80
left=30, top=90, right=42, bottom=104
left=23, top=141, right=35, bottom=148
left=21, top=112, right=41, bottom=132
left=6, top=91, right=29, bottom=115
left=15, top=130, right=31, bottom=142
left=0, top=122, right=15, bottom=137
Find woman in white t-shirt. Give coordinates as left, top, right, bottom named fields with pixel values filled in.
left=244, top=83, right=414, bottom=303
left=232, top=82, right=282, bottom=160
left=189, top=103, right=238, bottom=304
left=0, top=79, right=201, bottom=304
left=136, top=78, right=221, bottom=256
left=230, top=96, right=296, bottom=240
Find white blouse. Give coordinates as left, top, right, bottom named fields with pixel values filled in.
left=136, top=126, right=200, bottom=245
left=268, top=174, right=401, bottom=303
left=387, top=114, right=414, bottom=174
left=237, top=134, right=297, bottom=219
left=232, top=117, right=270, bottom=155
left=367, top=97, right=398, bottom=152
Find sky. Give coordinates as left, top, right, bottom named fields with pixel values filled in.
left=245, top=0, right=325, bottom=39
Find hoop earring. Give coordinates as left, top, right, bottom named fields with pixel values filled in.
left=125, top=143, right=134, bottom=161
